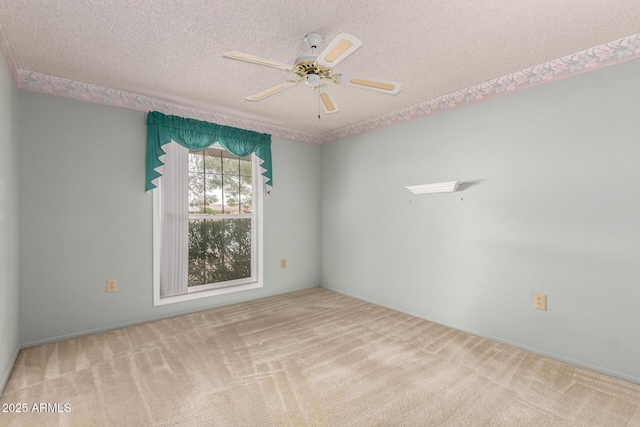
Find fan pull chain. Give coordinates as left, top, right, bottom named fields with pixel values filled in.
left=317, top=89, right=321, bottom=119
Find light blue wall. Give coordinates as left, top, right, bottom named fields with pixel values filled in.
left=10, top=52, right=640, bottom=386
left=0, top=54, right=20, bottom=394
left=320, top=59, right=640, bottom=383
left=18, top=91, right=320, bottom=345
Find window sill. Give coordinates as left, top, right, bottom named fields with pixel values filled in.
left=153, top=281, right=263, bottom=306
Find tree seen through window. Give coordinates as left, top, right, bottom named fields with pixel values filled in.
left=188, top=148, right=253, bottom=286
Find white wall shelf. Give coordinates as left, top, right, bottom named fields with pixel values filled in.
left=405, top=181, right=461, bottom=194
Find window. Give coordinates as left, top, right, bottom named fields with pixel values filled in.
left=153, top=142, right=263, bottom=306
left=187, top=147, right=254, bottom=287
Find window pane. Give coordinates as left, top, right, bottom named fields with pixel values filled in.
left=188, top=218, right=251, bottom=286
left=223, top=218, right=252, bottom=279
left=205, top=154, right=222, bottom=174
left=222, top=175, right=241, bottom=214
left=239, top=159, right=252, bottom=177
left=224, top=262, right=250, bottom=281
left=208, top=262, right=226, bottom=285
left=205, top=174, right=222, bottom=213
left=189, top=151, right=204, bottom=172
left=240, top=177, right=252, bottom=213
left=222, top=157, right=239, bottom=175
left=189, top=172, right=204, bottom=213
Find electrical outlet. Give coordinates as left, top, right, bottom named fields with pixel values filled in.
left=280, top=259, right=287, bottom=269
left=106, top=278, right=118, bottom=293
left=534, top=293, right=547, bottom=311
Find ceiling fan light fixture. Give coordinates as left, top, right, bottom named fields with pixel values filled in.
left=306, top=74, right=320, bottom=88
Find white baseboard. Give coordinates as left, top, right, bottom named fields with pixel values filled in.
left=321, top=285, right=640, bottom=386
left=21, top=285, right=320, bottom=349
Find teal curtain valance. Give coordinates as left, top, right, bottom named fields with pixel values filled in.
left=145, top=111, right=272, bottom=192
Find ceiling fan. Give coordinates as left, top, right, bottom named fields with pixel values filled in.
left=223, top=33, right=401, bottom=115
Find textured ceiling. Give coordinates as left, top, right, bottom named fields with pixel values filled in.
left=1, top=0, right=639, bottom=142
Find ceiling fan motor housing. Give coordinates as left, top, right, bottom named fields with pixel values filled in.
left=293, top=55, right=333, bottom=80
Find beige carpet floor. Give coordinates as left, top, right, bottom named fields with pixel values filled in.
left=1, top=288, right=639, bottom=426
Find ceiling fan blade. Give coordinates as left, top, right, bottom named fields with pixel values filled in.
left=319, top=90, right=339, bottom=114
left=223, top=51, right=291, bottom=71
left=246, top=81, right=298, bottom=101
left=335, top=74, right=401, bottom=95
left=315, top=34, right=362, bottom=68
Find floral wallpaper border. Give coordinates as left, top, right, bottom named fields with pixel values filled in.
left=320, top=33, right=640, bottom=143
left=7, top=33, right=640, bottom=144
left=14, top=69, right=319, bottom=144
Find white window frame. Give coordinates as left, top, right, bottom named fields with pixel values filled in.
left=152, top=148, right=263, bottom=306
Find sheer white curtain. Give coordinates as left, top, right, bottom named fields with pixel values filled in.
left=159, top=141, right=189, bottom=297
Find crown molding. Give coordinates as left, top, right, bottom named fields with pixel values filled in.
left=14, top=69, right=320, bottom=144
left=4, top=33, right=639, bottom=144
left=318, top=33, right=640, bottom=143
